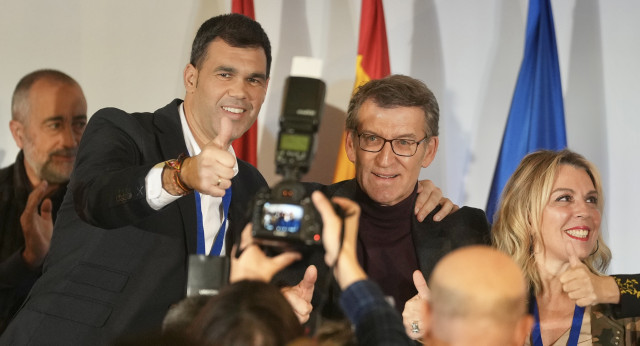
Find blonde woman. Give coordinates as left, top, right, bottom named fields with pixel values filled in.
left=492, top=149, right=640, bottom=345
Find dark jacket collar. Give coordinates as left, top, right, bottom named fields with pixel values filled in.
left=151, top=99, right=199, bottom=253
left=325, top=178, right=443, bottom=277
left=153, top=99, right=189, bottom=160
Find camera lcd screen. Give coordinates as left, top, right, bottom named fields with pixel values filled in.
left=279, top=133, right=310, bottom=152
left=261, top=203, right=304, bottom=234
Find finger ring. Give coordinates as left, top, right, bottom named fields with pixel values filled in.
left=411, top=321, right=420, bottom=334
left=216, top=178, right=222, bottom=186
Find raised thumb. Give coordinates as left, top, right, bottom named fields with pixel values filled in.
left=213, top=116, right=233, bottom=148
left=413, top=270, right=430, bottom=300
left=565, top=240, right=581, bottom=268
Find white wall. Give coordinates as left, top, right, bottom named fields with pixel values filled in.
left=1, top=0, right=637, bottom=274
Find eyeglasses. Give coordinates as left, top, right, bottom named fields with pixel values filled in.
left=356, top=132, right=428, bottom=157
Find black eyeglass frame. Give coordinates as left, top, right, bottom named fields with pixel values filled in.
left=355, top=132, right=429, bottom=157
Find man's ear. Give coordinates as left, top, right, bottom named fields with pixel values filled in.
left=512, top=314, right=534, bottom=346
left=421, top=136, right=439, bottom=168
left=183, top=63, right=198, bottom=93
left=9, top=120, right=25, bottom=149
left=345, top=131, right=356, bottom=163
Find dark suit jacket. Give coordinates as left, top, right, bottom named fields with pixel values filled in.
left=322, top=179, right=491, bottom=282
left=278, top=179, right=490, bottom=320
left=0, top=151, right=67, bottom=333
left=0, top=100, right=267, bottom=345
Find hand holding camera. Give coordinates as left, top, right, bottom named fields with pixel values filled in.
left=311, top=192, right=366, bottom=290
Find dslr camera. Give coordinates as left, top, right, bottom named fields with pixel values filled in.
left=251, top=76, right=327, bottom=248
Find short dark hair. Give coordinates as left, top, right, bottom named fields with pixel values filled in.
left=162, top=295, right=211, bottom=337
left=11, top=69, right=79, bottom=122
left=188, top=280, right=303, bottom=346
left=190, top=13, right=272, bottom=78
left=345, top=74, right=439, bottom=138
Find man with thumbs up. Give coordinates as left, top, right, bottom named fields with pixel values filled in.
left=1, top=14, right=273, bottom=345
left=299, top=75, right=492, bottom=320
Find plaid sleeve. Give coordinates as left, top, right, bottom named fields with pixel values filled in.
left=340, top=280, right=413, bottom=345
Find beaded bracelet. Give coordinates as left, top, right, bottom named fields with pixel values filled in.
left=165, top=153, right=193, bottom=195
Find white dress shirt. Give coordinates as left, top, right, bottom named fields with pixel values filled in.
left=144, top=104, right=238, bottom=255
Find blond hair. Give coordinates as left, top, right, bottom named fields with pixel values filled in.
left=492, top=149, right=611, bottom=295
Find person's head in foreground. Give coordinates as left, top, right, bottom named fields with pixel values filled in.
left=187, top=280, right=304, bottom=346
left=423, top=245, right=533, bottom=346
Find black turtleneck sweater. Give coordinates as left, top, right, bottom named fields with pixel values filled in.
left=354, top=183, right=419, bottom=312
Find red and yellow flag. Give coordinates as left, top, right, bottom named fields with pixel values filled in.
left=231, top=0, right=258, bottom=167
left=332, top=0, right=390, bottom=183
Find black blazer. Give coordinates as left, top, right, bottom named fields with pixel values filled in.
left=0, top=100, right=267, bottom=345
left=273, top=179, right=491, bottom=319
left=276, top=179, right=490, bottom=320
left=321, top=179, right=491, bottom=281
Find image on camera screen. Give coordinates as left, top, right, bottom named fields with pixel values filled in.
left=262, top=203, right=304, bottom=233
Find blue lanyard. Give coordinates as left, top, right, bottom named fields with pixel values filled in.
left=195, top=188, right=232, bottom=256
left=532, top=299, right=585, bottom=346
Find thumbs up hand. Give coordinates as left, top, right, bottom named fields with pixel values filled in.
left=179, top=117, right=236, bottom=197
left=402, top=270, right=430, bottom=340
left=281, top=265, right=317, bottom=324
left=559, top=241, right=620, bottom=306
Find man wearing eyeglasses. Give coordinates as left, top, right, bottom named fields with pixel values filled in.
left=320, top=75, right=490, bottom=328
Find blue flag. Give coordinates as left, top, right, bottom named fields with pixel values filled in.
left=486, top=0, right=567, bottom=222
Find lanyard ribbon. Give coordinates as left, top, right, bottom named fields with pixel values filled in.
left=195, top=188, right=232, bottom=256
left=531, top=299, right=585, bottom=346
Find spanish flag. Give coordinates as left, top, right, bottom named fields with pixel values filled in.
left=231, top=0, right=258, bottom=167
left=332, top=0, right=390, bottom=183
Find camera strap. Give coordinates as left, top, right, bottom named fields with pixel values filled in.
left=195, top=188, right=233, bottom=256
